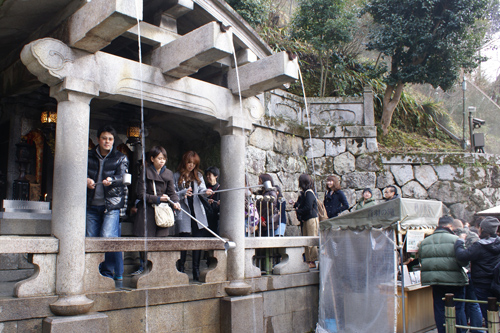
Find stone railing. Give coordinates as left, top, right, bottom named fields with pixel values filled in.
left=85, top=237, right=229, bottom=292
left=0, top=235, right=319, bottom=297
left=244, top=236, right=319, bottom=278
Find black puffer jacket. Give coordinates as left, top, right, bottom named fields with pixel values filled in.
left=455, top=236, right=500, bottom=288
left=87, top=146, right=129, bottom=210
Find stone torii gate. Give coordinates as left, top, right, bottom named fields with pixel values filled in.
left=19, top=0, right=298, bottom=323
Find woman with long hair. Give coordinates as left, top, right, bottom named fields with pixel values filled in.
left=292, top=174, right=319, bottom=269
left=324, top=175, right=348, bottom=218
left=133, top=146, right=181, bottom=274
left=174, top=151, right=213, bottom=281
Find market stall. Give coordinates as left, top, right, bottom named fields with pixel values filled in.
left=317, top=198, right=442, bottom=333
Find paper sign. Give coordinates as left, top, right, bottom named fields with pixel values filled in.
left=406, top=230, right=425, bottom=253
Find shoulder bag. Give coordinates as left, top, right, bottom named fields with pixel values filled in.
left=306, top=189, right=329, bottom=222
left=152, top=180, right=175, bottom=228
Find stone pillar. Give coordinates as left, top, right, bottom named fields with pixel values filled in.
left=48, top=78, right=99, bottom=316
left=219, top=121, right=251, bottom=296
left=363, top=86, right=375, bottom=126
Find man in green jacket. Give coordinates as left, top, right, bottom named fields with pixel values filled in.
left=418, top=216, right=469, bottom=333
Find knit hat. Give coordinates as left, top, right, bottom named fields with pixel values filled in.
left=480, top=216, right=500, bottom=236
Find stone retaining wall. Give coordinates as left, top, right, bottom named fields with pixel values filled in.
left=248, top=90, right=499, bottom=234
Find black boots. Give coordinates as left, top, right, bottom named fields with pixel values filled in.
left=177, top=251, right=186, bottom=273
left=192, top=250, right=201, bottom=281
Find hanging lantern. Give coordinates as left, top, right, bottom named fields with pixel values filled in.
left=126, top=125, right=141, bottom=144
left=40, top=110, right=57, bottom=124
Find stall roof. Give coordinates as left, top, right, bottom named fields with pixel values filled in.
left=320, top=198, right=442, bottom=231
left=477, top=205, right=500, bottom=216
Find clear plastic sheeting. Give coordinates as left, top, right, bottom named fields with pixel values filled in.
left=317, top=228, right=397, bottom=333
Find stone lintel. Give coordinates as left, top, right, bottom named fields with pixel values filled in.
left=216, top=116, right=253, bottom=136
left=123, top=22, right=179, bottom=47
left=63, top=0, right=143, bottom=53
left=150, top=21, right=233, bottom=78
left=43, top=313, right=109, bottom=333
left=227, top=51, right=299, bottom=98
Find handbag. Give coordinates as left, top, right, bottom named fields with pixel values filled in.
left=152, top=180, right=175, bottom=228
left=306, top=189, right=329, bottom=222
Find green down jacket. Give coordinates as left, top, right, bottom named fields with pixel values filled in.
left=418, top=228, right=468, bottom=286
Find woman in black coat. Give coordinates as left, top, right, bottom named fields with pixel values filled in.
left=292, top=174, right=318, bottom=269
left=323, top=175, right=348, bottom=218
left=134, top=146, right=180, bottom=238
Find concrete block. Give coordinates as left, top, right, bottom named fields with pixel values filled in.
left=265, top=313, right=293, bottom=333
left=42, top=313, right=109, bottom=333
left=0, top=253, right=19, bottom=269
left=151, top=21, right=233, bottom=78
left=0, top=218, right=51, bottom=235
left=221, top=295, right=264, bottom=333
left=228, top=52, right=299, bottom=98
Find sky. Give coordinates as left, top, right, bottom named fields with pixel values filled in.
left=481, top=32, right=500, bottom=82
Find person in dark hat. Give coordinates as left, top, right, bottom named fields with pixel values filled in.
left=419, top=215, right=469, bottom=333
left=455, top=216, right=500, bottom=324
left=355, top=188, right=376, bottom=210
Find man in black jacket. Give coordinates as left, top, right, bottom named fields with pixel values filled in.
left=86, top=125, right=129, bottom=284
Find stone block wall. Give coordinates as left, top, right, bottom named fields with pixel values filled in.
left=248, top=90, right=500, bottom=232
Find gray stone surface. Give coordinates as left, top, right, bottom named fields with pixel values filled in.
left=427, top=181, right=469, bottom=204
left=464, top=167, right=489, bottom=189
left=401, top=181, right=428, bottom=199
left=42, top=313, right=109, bottom=333
left=414, top=165, right=438, bottom=189
left=325, top=138, right=346, bottom=156
left=341, top=172, right=376, bottom=190
left=304, top=138, right=325, bottom=159
left=366, top=137, right=378, bottom=152
left=249, top=127, right=274, bottom=151
left=273, top=132, right=303, bottom=155
left=376, top=168, right=395, bottom=189
left=391, top=165, right=414, bottom=186
left=434, top=165, right=463, bottom=181
left=221, top=295, right=264, bottom=333
left=356, top=154, right=381, bottom=172
left=334, top=152, right=355, bottom=175
left=15, top=253, right=56, bottom=297
left=246, top=145, right=267, bottom=175
left=346, top=138, right=368, bottom=155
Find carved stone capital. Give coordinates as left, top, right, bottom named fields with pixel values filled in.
left=20, top=38, right=75, bottom=87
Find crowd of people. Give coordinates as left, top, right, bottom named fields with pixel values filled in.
left=419, top=215, right=500, bottom=332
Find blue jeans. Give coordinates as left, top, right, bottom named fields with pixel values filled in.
left=86, top=206, right=123, bottom=279
left=274, top=223, right=286, bottom=236
left=432, top=285, right=467, bottom=333
left=474, top=286, right=494, bottom=326
left=465, top=274, right=484, bottom=332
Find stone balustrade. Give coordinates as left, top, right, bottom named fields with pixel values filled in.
left=244, top=236, right=319, bottom=278
left=0, top=235, right=319, bottom=297
left=84, top=237, right=229, bottom=292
